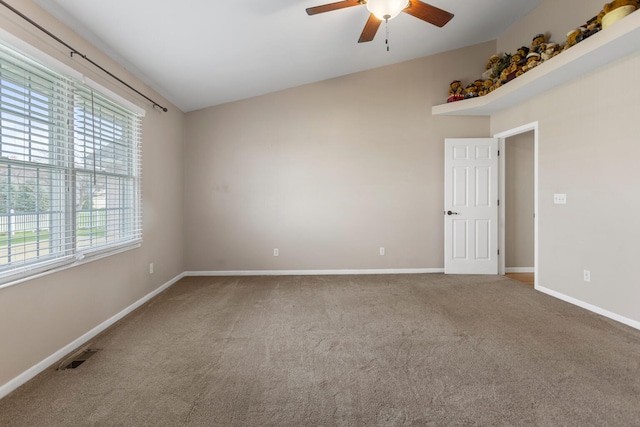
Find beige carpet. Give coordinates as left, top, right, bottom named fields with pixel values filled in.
left=1, top=274, right=639, bottom=426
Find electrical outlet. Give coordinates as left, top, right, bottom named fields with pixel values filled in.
left=583, top=270, right=591, bottom=282
left=379, top=247, right=385, bottom=256
left=149, top=263, right=154, bottom=274
left=554, top=193, right=567, bottom=204
left=273, top=248, right=279, bottom=257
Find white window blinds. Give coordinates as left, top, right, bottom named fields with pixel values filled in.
left=0, top=41, right=142, bottom=285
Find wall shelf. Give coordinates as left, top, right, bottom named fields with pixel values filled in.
left=432, top=10, right=640, bottom=116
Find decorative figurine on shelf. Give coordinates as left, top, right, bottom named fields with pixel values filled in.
left=492, top=53, right=511, bottom=84
left=478, top=78, right=494, bottom=96
left=464, top=83, right=479, bottom=99
left=601, top=0, right=638, bottom=29
left=530, top=34, right=547, bottom=54
left=447, top=80, right=465, bottom=103
left=597, top=9, right=607, bottom=27
left=541, top=42, right=561, bottom=61
left=516, top=46, right=530, bottom=58
left=563, top=27, right=586, bottom=50
left=522, top=52, right=541, bottom=72
left=482, top=54, right=501, bottom=80
left=583, top=15, right=601, bottom=36
left=501, top=51, right=526, bottom=83
left=603, top=0, right=638, bottom=13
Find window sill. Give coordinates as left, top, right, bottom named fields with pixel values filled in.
left=0, top=240, right=141, bottom=290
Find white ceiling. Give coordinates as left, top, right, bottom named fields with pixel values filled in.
left=34, top=0, right=542, bottom=112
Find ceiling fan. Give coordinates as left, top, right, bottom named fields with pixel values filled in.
left=306, top=0, right=454, bottom=43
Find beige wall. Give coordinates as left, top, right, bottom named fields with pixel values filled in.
left=184, top=42, right=494, bottom=272
left=492, top=0, right=640, bottom=323
left=0, top=2, right=185, bottom=389
left=505, top=132, right=535, bottom=269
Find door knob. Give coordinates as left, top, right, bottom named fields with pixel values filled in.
left=446, top=210, right=460, bottom=216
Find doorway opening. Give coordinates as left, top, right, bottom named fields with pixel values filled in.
left=495, top=122, right=538, bottom=289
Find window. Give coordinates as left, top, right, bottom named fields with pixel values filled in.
left=0, top=41, right=142, bottom=285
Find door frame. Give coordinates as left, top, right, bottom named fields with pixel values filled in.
left=494, top=121, right=538, bottom=288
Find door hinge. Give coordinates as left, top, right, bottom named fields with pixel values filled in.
left=497, top=150, right=500, bottom=156
left=497, top=199, right=500, bottom=206
left=497, top=249, right=500, bottom=255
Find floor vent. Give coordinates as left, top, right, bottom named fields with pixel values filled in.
left=58, top=348, right=100, bottom=370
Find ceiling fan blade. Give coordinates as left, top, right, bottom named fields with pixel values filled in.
left=358, top=14, right=382, bottom=43
left=403, top=1, right=454, bottom=27
left=306, top=0, right=363, bottom=15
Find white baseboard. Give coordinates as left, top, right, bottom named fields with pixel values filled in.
left=536, top=286, right=640, bottom=331
left=0, top=272, right=186, bottom=400
left=184, top=268, right=445, bottom=277
left=505, top=267, right=535, bottom=273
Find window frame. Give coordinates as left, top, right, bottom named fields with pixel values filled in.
left=0, top=35, right=144, bottom=288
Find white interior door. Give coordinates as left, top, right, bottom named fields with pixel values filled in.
left=444, top=138, right=499, bottom=274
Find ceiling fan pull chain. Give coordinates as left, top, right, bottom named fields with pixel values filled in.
left=385, top=17, right=390, bottom=51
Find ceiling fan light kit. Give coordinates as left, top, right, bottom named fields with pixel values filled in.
left=306, top=0, right=454, bottom=43
left=366, top=0, right=409, bottom=21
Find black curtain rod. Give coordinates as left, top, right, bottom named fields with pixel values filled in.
left=0, top=0, right=168, bottom=112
